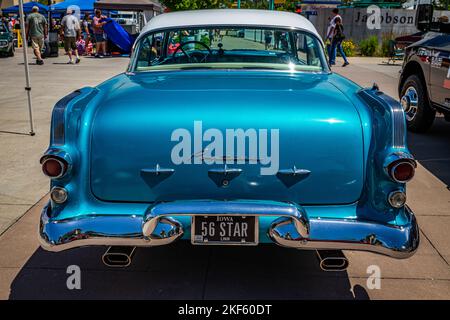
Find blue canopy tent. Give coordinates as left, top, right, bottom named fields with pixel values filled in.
left=1, top=1, right=49, bottom=15
left=50, top=0, right=95, bottom=14
left=50, top=0, right=116, bottom=17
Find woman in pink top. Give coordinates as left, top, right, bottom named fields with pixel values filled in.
left=93, top=9, right=107, bottom=57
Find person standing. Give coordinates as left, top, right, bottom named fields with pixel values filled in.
left=92, top=9, right=107, bottom=58
left=81, top=12, right=91, bottom=55
left=264, top=30, right=272, bottom=50
left=60, top=8, right=81, bottom=64
left=25, top=6, right=47, bottom=65
left=1, top=16, right=7, bottom=28
left=326, top=8, right=341, bottom=64
left=9, top=17, right=16, bottom=31
left=329, top=17, right=349, bottom=67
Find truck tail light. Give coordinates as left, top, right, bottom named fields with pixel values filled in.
left=42, top=157, right=67, bottom=179
left=388, top=160, right=416, bottom=183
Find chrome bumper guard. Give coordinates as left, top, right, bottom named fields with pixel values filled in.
left=39, top=201, right=419, bottom=258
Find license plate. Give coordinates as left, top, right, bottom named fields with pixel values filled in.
left=192, top=215, right=257, bottom=245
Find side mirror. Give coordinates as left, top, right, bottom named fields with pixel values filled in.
left=415, top=4, right=434, bottom=32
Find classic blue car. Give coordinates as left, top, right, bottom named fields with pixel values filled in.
left=39, top=9, right=419, bottom=269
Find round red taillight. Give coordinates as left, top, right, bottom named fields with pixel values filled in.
left=42, top=158, right=66, bottom=178
left=389, top=161, right=415, bottom=183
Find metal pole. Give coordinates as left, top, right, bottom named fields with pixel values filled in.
left=238, top=0, right=241, bottom=9
left=269, top=0, right=274, bottom=10
left=48, top=0, right=52, bottom=32
left=18, top=0, right=35, bottom=136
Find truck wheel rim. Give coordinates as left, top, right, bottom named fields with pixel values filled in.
left=401, top=86, right=418, bottom=121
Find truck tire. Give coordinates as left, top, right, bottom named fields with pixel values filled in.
left=400, top=74, right=435, bottom=132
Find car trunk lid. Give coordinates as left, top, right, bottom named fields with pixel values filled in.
left=90, top=71, right=364, bottom=205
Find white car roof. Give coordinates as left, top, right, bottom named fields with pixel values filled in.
left=138, top=9, right=322, bottom=42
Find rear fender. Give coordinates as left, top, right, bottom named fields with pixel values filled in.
left=357, top=85, right=415, bottom=225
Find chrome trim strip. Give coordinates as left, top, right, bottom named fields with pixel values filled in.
left=39, top=201, right=419, bottom=259
left=358, top=87, right=406, bottom=149
left=391, top=102, right=406, bottom=149
left=51, top=90, right=82, bottom=146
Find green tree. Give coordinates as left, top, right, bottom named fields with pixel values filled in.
left=275, top=0, right=298, bottom=12
left=161, top=0, right=222, bottom=11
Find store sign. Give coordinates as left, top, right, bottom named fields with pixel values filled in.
left=355, top=9, right=415, bottom=26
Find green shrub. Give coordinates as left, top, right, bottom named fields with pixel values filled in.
left=342, top=40, right=356, bottom=57
left=359, top=36, right=379, bottom=56
left=380, top=35, right=394, bottom=57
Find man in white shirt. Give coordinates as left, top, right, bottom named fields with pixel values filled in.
left=326, top=8, right=342, bottom=65
left=326, top=8, right=342, bottom=40
left=61, top=8, right=81, bottom=64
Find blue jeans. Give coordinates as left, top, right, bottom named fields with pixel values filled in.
left=329, top=39, right=348, bottom=65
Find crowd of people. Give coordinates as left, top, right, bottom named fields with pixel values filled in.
left=1, top=6, right=111, bottom=65
left=2, top=7, right=351, bottom=67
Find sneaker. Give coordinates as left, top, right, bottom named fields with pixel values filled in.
left=75, top=58, right=81, bottom=64
left=67, top=61, right=74, bottom=64
left=36, top=59, right=44, bottom=65
left=342, top=62, right=349, bottom=67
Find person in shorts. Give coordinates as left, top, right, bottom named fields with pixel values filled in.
left=61, top=8, right=81, bottom=64
left=25, top=6, right=47, bottom=65
left=92, top=9, right=107, bottom=57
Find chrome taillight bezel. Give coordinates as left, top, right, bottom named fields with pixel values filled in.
left=388, top=160, right=416, bottom=183
left=41, top=157, right=67, bottom=179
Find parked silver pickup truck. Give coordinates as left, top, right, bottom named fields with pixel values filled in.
left=399, top=4, right=450, bottom=132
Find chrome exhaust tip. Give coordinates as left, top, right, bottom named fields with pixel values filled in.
left=102, top=246, right=136, bottom=267
left=316, top=250, right=349, bottom=272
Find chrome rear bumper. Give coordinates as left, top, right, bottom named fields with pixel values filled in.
left=39, top=201, right=419, bottom=259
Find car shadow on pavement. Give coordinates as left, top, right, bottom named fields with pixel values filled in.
left=8, top=242, right=369, bottom=300
left=408, top=117, right=450, bottom=187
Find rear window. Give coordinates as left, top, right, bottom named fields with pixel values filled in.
left=131, top=26, right=326, bottom=73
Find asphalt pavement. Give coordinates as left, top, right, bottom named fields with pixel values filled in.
left=0, top=51, right=449, bottom=299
